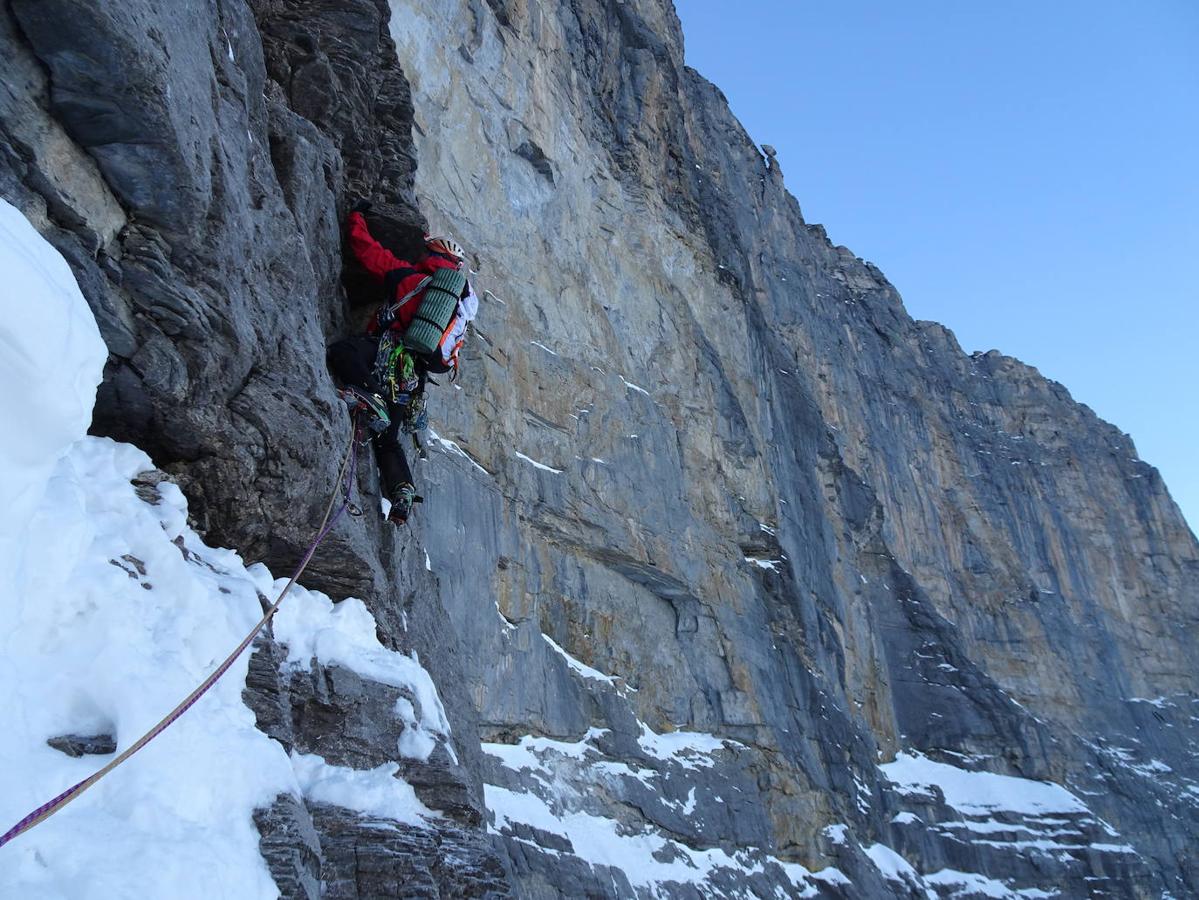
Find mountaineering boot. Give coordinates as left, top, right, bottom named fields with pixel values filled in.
left=339, top=386, right=391, bottom=434
left=387, top=483, right=419, bottom=525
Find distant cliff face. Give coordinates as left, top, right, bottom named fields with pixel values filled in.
left=2, top=0, right=1195, bottom=897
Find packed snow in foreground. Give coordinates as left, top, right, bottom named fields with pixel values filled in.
left=0, top=200, right=446, bottom=898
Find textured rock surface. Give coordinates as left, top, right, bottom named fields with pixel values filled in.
left=245, top=633, right=511, bottom=897
left=2, top=0, right=1195, bottom=897
left=391, top=0, right=1198, bottom=896
left=44, top=733, right=118, bottom=758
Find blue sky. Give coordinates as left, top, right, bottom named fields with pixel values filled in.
left=674, top=1, right=1198, bottom=532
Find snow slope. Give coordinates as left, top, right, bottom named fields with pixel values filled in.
left=0, top=200, right=445, bottom=897
left=483, top=724, right=848, bottom=898
left=880, top=752, right=1089, bottom=817
left=0, top=200, right=105, bottom=588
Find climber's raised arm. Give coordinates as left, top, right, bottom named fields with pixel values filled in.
left=347, top=202, right=409, bottom=281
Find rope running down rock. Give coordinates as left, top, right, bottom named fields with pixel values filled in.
left=0, top=416, right=364, bottom=850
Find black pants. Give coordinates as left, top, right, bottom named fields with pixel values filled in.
left=327, top=335, right=383, bottom=394
left=327, top=336, right=412, bottom=498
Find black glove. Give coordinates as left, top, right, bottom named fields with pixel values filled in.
left=351, top=199, right=372, bottom=214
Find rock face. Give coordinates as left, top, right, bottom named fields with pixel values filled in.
left=2, top=0, right=1196, bottom=898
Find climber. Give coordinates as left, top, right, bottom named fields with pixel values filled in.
left=327, top=199, right=478, bottom=525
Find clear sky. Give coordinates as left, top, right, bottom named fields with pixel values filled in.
left=674, top=1, right=1198, bottom=533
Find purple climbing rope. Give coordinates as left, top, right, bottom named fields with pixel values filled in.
left=0, top=421, right=364, bottom=850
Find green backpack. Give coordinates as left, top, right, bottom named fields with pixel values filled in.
left=402, top=268, right=468, bottom=357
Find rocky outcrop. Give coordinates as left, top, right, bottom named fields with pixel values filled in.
left=245, top=635, right=510, bottom=897
left=2, top=0, right=1195, bottom=897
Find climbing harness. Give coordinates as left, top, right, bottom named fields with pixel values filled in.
left=0, top=416, right=367, bottom=850
left=339, top=385, right=390, bottom=435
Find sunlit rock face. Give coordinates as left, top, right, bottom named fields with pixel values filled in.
left=2, top=0, right=1195, bottom=896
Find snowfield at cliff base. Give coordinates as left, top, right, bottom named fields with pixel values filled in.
left=0, top=198, right=444, bottom=897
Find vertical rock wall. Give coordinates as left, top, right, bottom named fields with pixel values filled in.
left=392, top=0, right=1198, bottom=896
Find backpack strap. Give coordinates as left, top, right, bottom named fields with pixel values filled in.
left=396, top=275, right=433, bottom=308
left=377, top=273, right=432, bottom=330
left=382, top=266, right=423, bottom=296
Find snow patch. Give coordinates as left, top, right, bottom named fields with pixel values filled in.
left=1128, top=696, right=1174, bottom=709
left=542, top=634, right=619, bottom=685
left=864, top=843, right=924, bottom=890
left=290, top=753, right=433, bottom=825
left=483, top=729, right=609, bottom=774
left=0, top=199, right=106, bottom=581
left=637, top=722, right=732, bottom=769
left=427, top=428, right=489, bottom=474
left=926, top=868, right=1024, bottom=898
left=487, top=784, right=835, bottom=895
left=880, top=752, right=1089, bottom=816
left=495, top=601, right=517, bottom=632
left=619, top=375, right=651, bottom=396
left=272, top=587, right=451, bottom=747
left=744, top=556, right=782, bottom=572
left=514, top=450, right=563, bottom=474
left=823, top=823, right=849, bottom=845
left=0, top=440, right=290, bottom=898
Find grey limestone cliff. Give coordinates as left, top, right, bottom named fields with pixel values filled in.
left=1, top=0, right=1195, bottom=897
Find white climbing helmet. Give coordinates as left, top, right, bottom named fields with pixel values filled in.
left=425, top=234, right=466, bottom=267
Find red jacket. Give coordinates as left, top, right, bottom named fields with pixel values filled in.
left=347, top=211, right=460, bottom=334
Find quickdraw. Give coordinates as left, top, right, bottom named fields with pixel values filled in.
left=373, top=333, right=419, bottom=406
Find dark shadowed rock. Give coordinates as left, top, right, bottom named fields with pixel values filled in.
left=310, top=803, right=511, bottom=899
left=255, top=794, right=323, bottom=900
left=46, top=733, right=117, bottom=758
